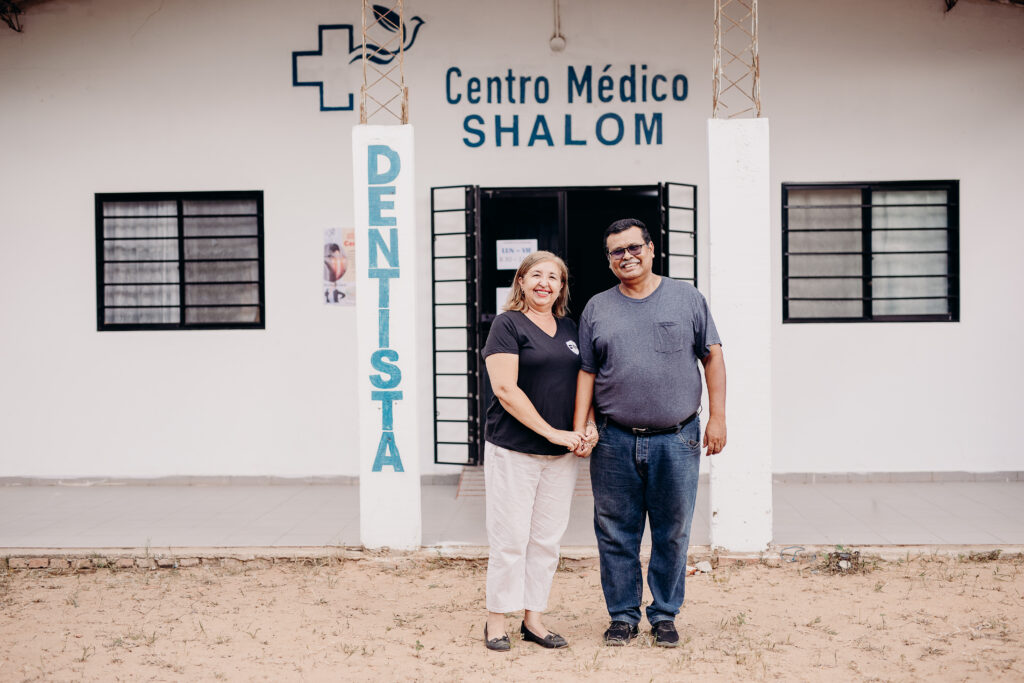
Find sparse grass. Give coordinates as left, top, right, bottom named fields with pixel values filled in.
left=804, top=615, right=839, bottom=636
left=821, top=547, right=874, bottom=575
left=0, top=567, right=12, bottom=607
left=967, top=549, right=1002, bottom=562
left=422, top=555, right=488, bottom=572
left=2, top=555, right=1022, bottom=680
left=580, top=649, right=603, bottom=672
left=122, top=628, right=158, bottom=646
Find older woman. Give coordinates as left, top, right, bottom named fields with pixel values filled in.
left=481, top=250, right=597, bottom=652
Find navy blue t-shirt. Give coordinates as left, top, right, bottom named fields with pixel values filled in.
left=482, top=311, right=581, bottom=455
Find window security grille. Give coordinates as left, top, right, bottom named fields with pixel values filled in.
left=782, top=181, right=959, bottom=323
left=95, top=192, right=265, bottom=330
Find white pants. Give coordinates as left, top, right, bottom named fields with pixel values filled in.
left=484, top=441, right=579, bottom=614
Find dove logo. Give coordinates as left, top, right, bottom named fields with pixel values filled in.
left=292, top=6, right=426, bottom=112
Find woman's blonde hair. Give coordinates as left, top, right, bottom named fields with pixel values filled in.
left=503, top=250, right=570, bottom=318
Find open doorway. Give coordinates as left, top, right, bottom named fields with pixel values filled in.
left=478, top=186, right=662, bottom=327
left=430, top=183, right=696, bottom=466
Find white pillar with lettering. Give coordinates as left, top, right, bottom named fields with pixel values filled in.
left=353, top=124, right=422, bottom=549
left=707, top=118, right=773, bottom=552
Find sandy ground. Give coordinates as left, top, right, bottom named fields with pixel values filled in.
left=1, top=552, right=1022, bottom=682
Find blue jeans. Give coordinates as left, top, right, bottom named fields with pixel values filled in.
left=590, top=416, right=701, bottom=625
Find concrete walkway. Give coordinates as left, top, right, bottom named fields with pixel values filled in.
left=1, top=477, right=1022, bottom=551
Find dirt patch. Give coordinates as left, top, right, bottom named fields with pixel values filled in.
left=1, top=553, right=1022, bottom=681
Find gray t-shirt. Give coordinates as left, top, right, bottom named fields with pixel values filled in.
left=578, top=277, right=721, bottom=428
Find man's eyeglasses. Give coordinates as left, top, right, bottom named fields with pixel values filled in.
left=606, top=244, right=645, bottom=260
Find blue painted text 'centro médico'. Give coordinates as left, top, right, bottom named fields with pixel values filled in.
left=367, top=144, right=404, bottom=473
left=445, top=64, right=688, bottom=148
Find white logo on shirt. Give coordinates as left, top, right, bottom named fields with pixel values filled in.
left=565, top=341, right=579, bottom=355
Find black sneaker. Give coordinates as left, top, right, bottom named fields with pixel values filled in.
left=603, top=620, right=639, bottom=646
left=650, top=620, right=680, bottom=648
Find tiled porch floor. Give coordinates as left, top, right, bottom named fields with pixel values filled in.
left=1, top=476, right=1021, bottom=550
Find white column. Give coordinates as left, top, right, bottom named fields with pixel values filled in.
left=706, top=118, right=773, bottom=552
left=352, top=124, right=422, bottom=549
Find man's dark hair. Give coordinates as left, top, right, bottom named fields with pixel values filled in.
left=603, top=218, right=652, bottom=251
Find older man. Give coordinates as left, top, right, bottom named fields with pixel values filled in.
left=573, top=218, right=726, bottom=648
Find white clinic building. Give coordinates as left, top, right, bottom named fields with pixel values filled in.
left=1, top=0, right=1022, bottom=548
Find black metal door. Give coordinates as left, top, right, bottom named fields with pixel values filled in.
left=430, top=185, right=481, bottom=465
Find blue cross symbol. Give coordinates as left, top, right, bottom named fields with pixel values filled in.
left=292, top=24, right=359, bottom=112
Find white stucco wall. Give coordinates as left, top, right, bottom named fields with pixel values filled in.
left=764, top=0, right=1024, bottom=472
left=0, top=0, right=1021, bottom=478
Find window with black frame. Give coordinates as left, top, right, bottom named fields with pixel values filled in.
left=782, top=181, right=959, bottom=323
left=95, top=191, right=265, bottom=330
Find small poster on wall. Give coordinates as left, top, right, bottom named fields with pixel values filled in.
left=324, top=227, right=356, bottom=305
left=496, top=239, right=537, bottom=270
left=495, top=286, right=511, bottom=314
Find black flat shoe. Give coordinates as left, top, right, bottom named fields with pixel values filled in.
left=484, top=622, right=510, bottom=652
left=520, top=620, right=568, bottom=649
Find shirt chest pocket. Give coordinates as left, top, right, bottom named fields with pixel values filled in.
left=655, top=321, right=684, bottom=353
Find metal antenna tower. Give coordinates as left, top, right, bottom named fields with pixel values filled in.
left=712, top=0, right=761, bottom=118
left=359, top=1, right=409, bottom=124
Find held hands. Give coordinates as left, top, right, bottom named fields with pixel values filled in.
left=573, top=421, right=599, bottom=458
left=547, top=429, right=587, bottom=453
